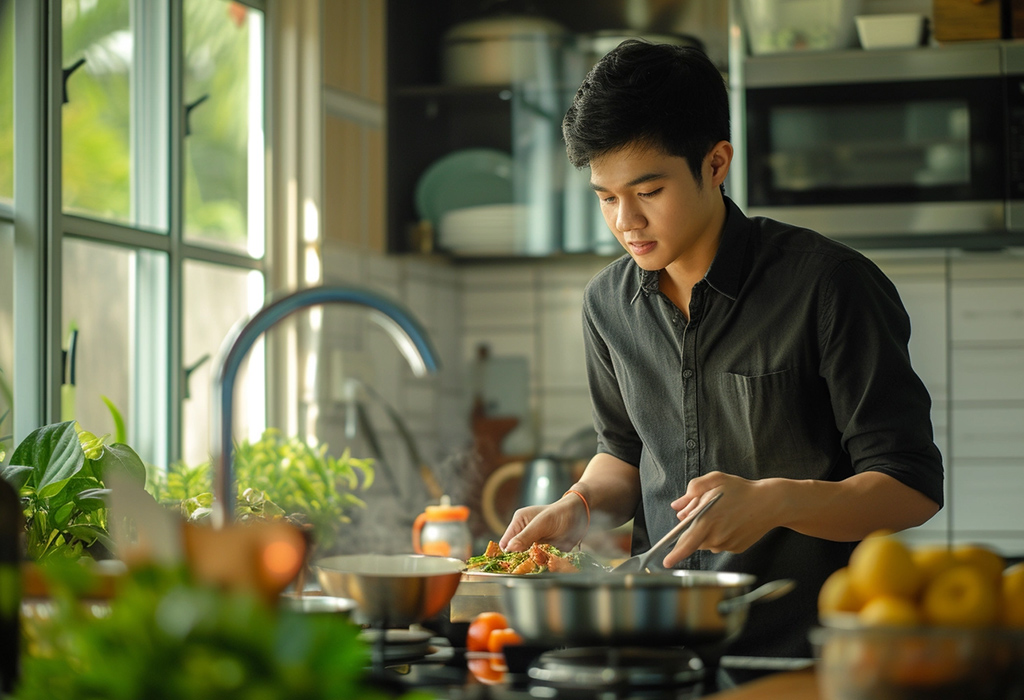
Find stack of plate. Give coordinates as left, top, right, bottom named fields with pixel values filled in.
left=438, top=203, right=527, bottom=255
left=415, top=148, right=520, bottom=255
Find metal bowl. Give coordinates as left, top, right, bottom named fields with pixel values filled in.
left=314, top=554, right=465, bottom=627
left=812, top=623, right=1024, bottom=700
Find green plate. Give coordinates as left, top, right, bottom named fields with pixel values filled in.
left=415, top=148, right=514, bottom=228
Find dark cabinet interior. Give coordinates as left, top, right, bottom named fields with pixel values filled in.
left=384, top=0, right=706, bottom=256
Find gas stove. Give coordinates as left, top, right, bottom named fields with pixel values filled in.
left=364, top=630, right=813, bottom=699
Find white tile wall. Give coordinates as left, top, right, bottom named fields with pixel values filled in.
left=948, top=254, right=1024, bottom=554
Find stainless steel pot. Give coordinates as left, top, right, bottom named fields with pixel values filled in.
left=500, top=570, right=794, bottom=649
left=441, top=15, right=569, bottom=86
left=315, top=554, right=464, bottom=627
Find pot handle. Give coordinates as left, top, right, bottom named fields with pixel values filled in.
left=717, top=578, right=796, bottom=615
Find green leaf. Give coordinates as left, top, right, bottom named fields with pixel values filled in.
left=101, top=395, right=128, bottom=444
left=76, top=428, right=106, bottom=460
left=52, top=501, right=76, bottom=529
left=10, top=421, right=86, bottom=494
left=65, top=523, right=113, bottom=551
left=74, top=487, right=111, bottom=512
left=94, top=443, right=147, bottom=487
left=1, top=464, right=33, bottom=491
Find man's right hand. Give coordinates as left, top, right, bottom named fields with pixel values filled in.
left=499, top=493, right=589, bottom=552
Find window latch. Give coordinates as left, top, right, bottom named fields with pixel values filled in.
left=184, top=94, right=210, bottom=136
left=183, top=353, right=211, bottom=400
left=61, top=58, right=87, bottom=105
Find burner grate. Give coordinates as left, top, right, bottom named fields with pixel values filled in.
left=527, top=646, right=705, bottom=699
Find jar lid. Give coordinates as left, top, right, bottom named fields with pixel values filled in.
left=423, top=495, right=470, bottom=521
left=423, top=504, right=470, bottom=521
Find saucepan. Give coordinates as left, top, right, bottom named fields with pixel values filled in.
left=500, top=570, right=794, bottom=650
left=315, top=554, right=465, bottom=627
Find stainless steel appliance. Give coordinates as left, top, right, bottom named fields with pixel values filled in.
left=742, top=42, right=1024, bottom=242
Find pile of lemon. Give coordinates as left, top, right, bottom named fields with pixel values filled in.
left=819, top=530, right=1024, bottom=628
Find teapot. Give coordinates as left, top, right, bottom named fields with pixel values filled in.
left=412, top=495, right=472, bottom=560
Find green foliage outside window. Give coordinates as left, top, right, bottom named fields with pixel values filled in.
left=0, top=0, right=14, bottom=202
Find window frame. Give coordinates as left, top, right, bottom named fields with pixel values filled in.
left=8, top=0, right=270, bottom=469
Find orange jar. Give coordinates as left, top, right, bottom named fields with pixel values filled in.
left=412, top=496, right=472, bottom=560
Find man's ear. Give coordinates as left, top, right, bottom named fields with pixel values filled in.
left=706, top=140, right=733, bottom=187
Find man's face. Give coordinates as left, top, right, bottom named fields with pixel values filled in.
left=589, top=144, right=722, bottom=271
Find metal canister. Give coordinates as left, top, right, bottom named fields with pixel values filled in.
left=412, top=496, right=472, bottom=561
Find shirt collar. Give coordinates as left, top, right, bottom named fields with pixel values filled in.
left=703, top=196, right=749, bottom=301
left=630, top=195, right=751, bottom=303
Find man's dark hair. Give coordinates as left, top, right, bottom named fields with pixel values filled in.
left=562, top=39, right=730, bottom=186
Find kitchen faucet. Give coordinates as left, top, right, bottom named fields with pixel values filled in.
left=209, top=285, right=441, bottom=526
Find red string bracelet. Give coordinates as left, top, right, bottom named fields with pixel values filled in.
left=564, top=488, right=591, bottom=531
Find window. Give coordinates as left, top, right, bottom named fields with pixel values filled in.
left=184, top=0, right=264, bottom=256
left=61, top=0, right=136, bottom=224
left=7, top=0, right=269, bottom=470
left=182, top=259, right=263, bottom=468
left=0, top=1, right=12, bottom=203
left=0, top=221, right=12, bottom=449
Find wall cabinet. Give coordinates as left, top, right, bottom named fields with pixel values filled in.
left=384, top=0, right=723, bottom=258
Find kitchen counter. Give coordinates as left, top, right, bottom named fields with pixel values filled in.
left=708, top=669, right=818, bottom=699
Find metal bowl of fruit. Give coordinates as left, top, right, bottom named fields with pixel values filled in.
left=811, top=623, right=1024, bottom=700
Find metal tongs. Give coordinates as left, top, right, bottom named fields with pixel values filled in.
left=612, top=492, right=723, bottom=573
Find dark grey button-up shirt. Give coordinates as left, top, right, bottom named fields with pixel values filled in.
left=582, top=197, right=943, bottom=658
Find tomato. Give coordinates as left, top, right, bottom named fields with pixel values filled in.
left=467, top=657, right=505, bottom=685
left=487, top=627, right=524, bottom=655
left=466, top=611, right=508, bottom=653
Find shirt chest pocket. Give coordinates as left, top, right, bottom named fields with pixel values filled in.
left=715, top=369, right=832, bottom=479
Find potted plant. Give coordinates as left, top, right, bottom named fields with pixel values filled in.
left=0, top=419, right=147, bottom=562
left=147, top=429, right=375, bottom=558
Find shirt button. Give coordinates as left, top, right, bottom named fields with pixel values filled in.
left=683, top=369, right=693, bottom=378
left=686, top=439, right=697, bottom=449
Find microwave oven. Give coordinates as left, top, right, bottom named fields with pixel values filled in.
left=742, top=42, right=1023, bottom=241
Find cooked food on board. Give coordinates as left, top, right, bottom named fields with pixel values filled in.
left=466, top=541, right=585, bottom=574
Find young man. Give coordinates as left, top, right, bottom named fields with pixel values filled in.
left=498, top=40, right=943, bottom=659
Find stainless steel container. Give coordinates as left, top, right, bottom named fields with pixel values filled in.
left=315, top=554, right=464, bottom=627
left=441, top=15, right=569, bottom=86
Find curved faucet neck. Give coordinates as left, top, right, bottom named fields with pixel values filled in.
left=210, top=285, right=440, bottom=527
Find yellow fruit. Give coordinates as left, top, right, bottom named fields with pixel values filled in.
left=921, top=564, right=999, bottom=628
left=849, top=534, right=923, bottom=601
left=858, top=595, right=921, bottom=627
left=912, top=545, right=956, bottom=583
left=864, top=528, right=896, bottom=540
left=1002, top=562, right=1024, bottom=628
left=951, top=544, right=1005, bottom=585
left=818, top=567, right=864, bottom=617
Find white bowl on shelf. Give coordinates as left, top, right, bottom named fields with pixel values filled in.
left=855, top=13, right=925, bottom=50
left=438, top=203, right=528, bottom=256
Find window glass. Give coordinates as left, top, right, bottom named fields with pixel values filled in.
left=62, top=238, right=168, bottom=466
left=0, top=1, right=12, bottom=203
left=182, top=259, right=264, bottom=469
left=0, top=221, right=13, bottom=452
left=183, top=0, right=264, bottom=257
left=62, top=0, right=135, bottom=223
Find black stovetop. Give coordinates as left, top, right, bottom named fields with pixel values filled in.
left=368, top=637, right=813, bottom=699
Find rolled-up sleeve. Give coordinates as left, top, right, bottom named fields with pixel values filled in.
left=818, top=258, right=944, bottom=506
